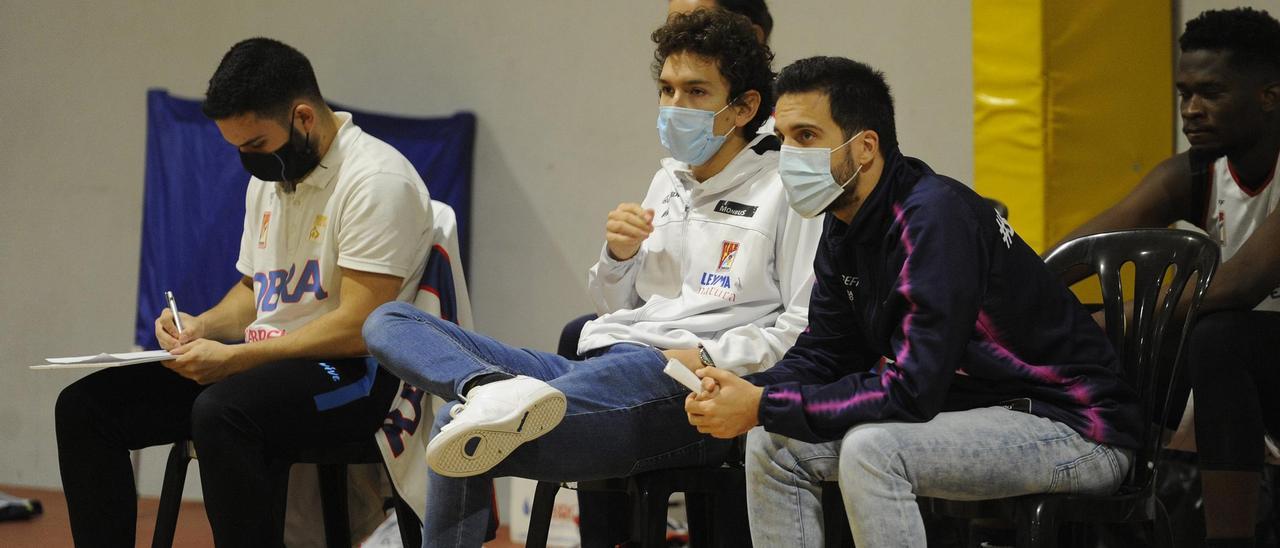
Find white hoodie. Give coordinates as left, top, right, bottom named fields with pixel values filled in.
left=579, top=135, right=822, bottom=375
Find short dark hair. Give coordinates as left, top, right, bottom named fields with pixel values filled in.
left=774, top=56, right=899, bottom=154
left=717, top=0, right=773, bottom=41
left=652, top=9, right=776, bottom=136
left=201, top=38, right=323, bottom=121
left=1180, top=7, right=1280, bottom=80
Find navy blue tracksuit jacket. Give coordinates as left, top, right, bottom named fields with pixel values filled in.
left=746, top=151, right=1141, bottom=449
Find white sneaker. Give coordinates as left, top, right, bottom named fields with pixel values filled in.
left=426, top=375, right=567, bottom=477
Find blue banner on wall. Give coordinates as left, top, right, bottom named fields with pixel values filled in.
left=135, top=89, right=474, bottom=349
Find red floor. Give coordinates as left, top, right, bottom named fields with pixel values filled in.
left=0, top=484, right=522, bottom=547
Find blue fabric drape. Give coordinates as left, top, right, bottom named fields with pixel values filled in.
left=135, top=89, right=475, bottom=349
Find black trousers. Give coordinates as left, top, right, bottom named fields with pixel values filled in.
left=1191, top=310, right=1280, bottom=472
left=55, top=358, right=399, bottom=547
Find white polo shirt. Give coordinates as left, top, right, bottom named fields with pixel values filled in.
left=236, top=112, right=433, bottom=342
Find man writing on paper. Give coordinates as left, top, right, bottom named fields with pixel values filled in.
left=54, top=38, right=433, bottom=546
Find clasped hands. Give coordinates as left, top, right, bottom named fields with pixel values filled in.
left=682, top=365, right=764, bottom=440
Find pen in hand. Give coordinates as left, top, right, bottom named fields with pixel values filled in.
left=165, top=290, right=185, bottom=337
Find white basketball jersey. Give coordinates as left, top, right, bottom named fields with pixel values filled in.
left=1205, top=153, right=1280, bottom=312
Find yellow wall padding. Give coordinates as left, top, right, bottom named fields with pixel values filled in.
left=973, top=0, right=1173, bottom=254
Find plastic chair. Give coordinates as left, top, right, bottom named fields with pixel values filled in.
left=524, top=458, right=750, bottom=548
left=525, top=313, right=750, bottom=548
left=821, top=229, right=1217, bottom=547
left=150, top=439, right=421, bottom=548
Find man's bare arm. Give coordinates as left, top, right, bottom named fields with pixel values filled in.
left=237, top=267, right=403, bottom=364
left=1053, top=153, right=1195, bottom=285
left=1198, top=208, right=1280, bottom=314
left=1059, top=153, right=1194, bottom=243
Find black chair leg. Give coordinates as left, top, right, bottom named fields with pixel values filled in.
left=390, top=484, right=422, bottom=548
left=1150, top=497, right=1174, bottom=548
left=685, top=492, right=714, bottom=547
left=1017, top=499, right=1059, bottom=548
left=524, top=481, right=560, bottom=548
left=316, top=463, right=350, bottom=548
left=151, top=442, right=191, bottom=548
left=633, top=482, right=673, bottom=548
left=715, top=488, right=752, bottom=548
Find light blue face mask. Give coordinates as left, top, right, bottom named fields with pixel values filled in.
left=656, top=101, right=736, bottom=166
left=778, top=131, right=865, bottom=218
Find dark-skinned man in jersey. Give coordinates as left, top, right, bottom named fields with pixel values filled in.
left=1057, top=8, right=1280, bottom=547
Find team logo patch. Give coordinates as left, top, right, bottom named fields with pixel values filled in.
left=698, top=271, right=737, bottom=302
left=245, top=326, right=286, bottom=342
left=718, top=241, right=740, bottom=272
left=257, top=211, right=272, bottom=249
left=309, top=214, right=328, bottom=241
left=714, top=200, right=758, bottom=218
left=995, top=209, right=1014, bottom=249
left=842, top=275, right=859, bottom=302
left=252, top=259, right=329, bottom=312
left=319, top=362, right=340, bottom=382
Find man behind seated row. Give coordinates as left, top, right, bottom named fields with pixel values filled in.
left=360, top=8, right=821, bottom=547
left=54, top=38, right=434, bottom=546
left=682, top=55, right=1143, bottom=547
left=1059, top=8, right=1280, bottom=547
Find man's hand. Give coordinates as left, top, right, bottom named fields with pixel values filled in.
left=662, top=348, right=702, bottom=373
left=685, top=367, right=763, bottom=439
left=155, top=308, right=206, bottom=350
left=605, top=203, right=655, bottom=261
left=166, top=339, right=248, bottom=385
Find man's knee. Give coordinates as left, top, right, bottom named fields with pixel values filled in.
left=55, top=378, right=97, bottom=435
left=838, top=424, right=902, bottom=488
left=746, top=428, right=834, bottom=484
left=1188, top=310, right=1258, bottom=377
left=1189, top=310, right=1256, bottom=351
left=362, top=301, right=423, bottom=350
left=190, top=387, right=243, bottom=445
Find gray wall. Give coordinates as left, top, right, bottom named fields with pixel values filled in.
left=0, top=1, right=973, bottom=499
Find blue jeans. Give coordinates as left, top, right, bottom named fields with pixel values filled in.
left=746, top=406, right=1133, bottom=547
left=363, top=302, right=731, bottom=547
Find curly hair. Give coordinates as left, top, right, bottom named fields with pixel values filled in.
left=1180, top=7, right=1280, bottom=79
left=201, top=38, right=323, bottom=121
left=717, top=0, right=773, bottom=41
left=652, top=9, right=776, bottom=136
left=774, top=56, right=899, bottom=154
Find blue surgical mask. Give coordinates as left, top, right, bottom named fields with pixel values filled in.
left=656, top=101, right=736, bottom=166
left=778, top=131, right=865, bottom=218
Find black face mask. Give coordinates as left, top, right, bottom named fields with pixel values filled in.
left=239, top=110, right=320, bottom=192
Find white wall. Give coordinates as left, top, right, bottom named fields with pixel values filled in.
left=0, top=0, right=971, bottom=502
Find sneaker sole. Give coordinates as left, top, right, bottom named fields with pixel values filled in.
left=427, top=389, right=567, bottom=478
